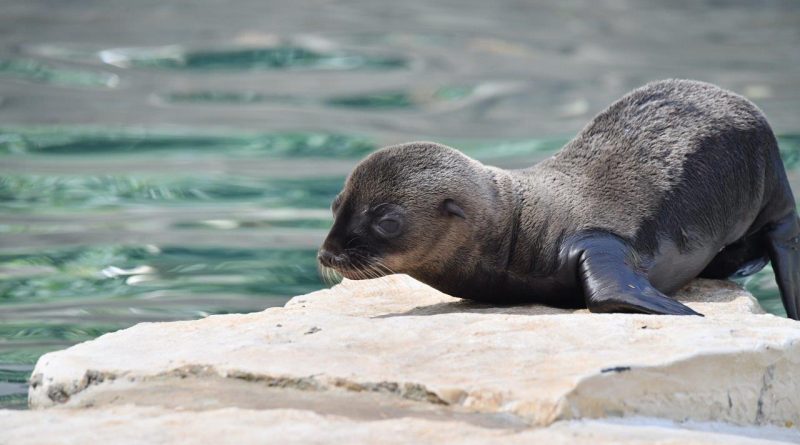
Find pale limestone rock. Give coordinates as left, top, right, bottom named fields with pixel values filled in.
left=2, top=406, right=800, bottom=445
left=28, top=275, right=800, bottom=432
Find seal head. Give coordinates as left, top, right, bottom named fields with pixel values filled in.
left=318, top=142, right=505, bottom=284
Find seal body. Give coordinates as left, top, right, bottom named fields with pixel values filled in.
left=319, top=79, right=800, bottom=319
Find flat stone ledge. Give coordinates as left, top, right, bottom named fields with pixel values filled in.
left=2, top=405, right=800, bottom=445
left=28, top=275, right=800, bottom=431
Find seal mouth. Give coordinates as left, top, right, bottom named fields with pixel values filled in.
left=317, top=249, right=392, bottom=282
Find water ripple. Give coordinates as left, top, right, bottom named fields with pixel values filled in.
left=0, top=59, right=119, bottom=88
left=0, top=175, right=342, bottom=209
left=98, top=45, right=408, bottom=71
left=0, top=127, right=376, bottom=157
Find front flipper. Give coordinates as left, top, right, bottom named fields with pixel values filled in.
left=572, top=233, right=701, bottom=316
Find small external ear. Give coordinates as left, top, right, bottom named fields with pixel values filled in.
left=441, top=199, right=466, bottom=219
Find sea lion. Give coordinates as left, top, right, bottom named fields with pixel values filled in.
left=318, top=79, right=800, bottom=319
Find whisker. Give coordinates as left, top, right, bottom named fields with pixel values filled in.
left=345, top=252, right=398, bottom=294
left=318, top=246, right=399, bottom=289
left=362, top=263, right=379, bottom=280
left=332, top=268, right=343, bottom=285
left=369, top=261, right=387, bottom=279
left=318, top=263, right=343, bottom=287
left=354, top=254, right=379, bottom=281
left=373, top=259, right=396, bottom=276
left=317, top=261, right=329, bottom=285
left=350, top=254, right=368, bottom=280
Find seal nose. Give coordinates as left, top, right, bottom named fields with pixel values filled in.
left=317, top=249, right=337, bottom=268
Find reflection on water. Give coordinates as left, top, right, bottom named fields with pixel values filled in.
left=1, top=0, right=799, bottom=410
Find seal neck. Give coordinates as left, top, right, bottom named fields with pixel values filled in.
left=503, top=167, right=567, bottom=277
left=481, top=167, right=523, bottom=272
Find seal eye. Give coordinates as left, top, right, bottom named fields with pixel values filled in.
left=376, top=218, right=402, bottom=237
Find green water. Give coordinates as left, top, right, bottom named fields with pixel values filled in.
left=2, top=0, right=799, bottom=410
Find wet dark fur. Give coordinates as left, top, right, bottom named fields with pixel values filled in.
left=320, top=79, right=800, bottom=319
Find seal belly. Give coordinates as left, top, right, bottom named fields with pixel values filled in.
left=647, top=205, right=764, bottom=293
left=647, top=238, right=720, bottom=293
left=646, top=177, right=767, bottom=294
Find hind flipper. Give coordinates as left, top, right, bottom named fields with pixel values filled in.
left=574, top=233, right=701, bottom=316
left=765, top=212, right=800, bottom=320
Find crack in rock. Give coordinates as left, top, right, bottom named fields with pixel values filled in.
left=226, top=370, right=448, bottom=405
left=42, top=369, right=119, bottom=404
left=600, top=366, right=631, bottom=374
left=754, top=364, right=776, bottom=424
left=39, top=365, right=449, bottom=408
left=328, top=378, right=448, bottom=405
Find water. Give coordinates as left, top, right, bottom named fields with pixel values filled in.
left=1, top=0, right=799, bottom=409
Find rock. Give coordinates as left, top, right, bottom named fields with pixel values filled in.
left=3, top=405, right=800, bottom=445
left=26, top=274, right=800, bottom=435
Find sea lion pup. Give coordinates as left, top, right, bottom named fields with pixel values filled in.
left=318, top=79, right=800, bottom=319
